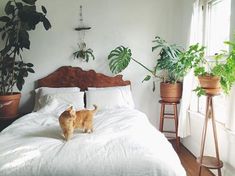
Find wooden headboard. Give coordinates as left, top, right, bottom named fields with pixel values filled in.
left=37, top=66, right=131, bottom=91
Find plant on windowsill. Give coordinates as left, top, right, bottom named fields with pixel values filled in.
left=0, top=0, right=51, bottom=118
left=107, top=37, right=204, bottom=102
left=193, top=40, right=235, bottom=97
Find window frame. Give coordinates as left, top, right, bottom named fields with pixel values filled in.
left=191, top=0, right=232, bottom=118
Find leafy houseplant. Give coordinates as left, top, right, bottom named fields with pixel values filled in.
left=0, top=0, right=51, bottom=117
left=73, top=42, right=95, bottom=62
left=108, top=36, right=202, bottom=102
left=193, top=40, right=235, bottom=96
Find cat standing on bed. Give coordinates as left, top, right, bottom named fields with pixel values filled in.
left=59, top=105, right=97, bottom=141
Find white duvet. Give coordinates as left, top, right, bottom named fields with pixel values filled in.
left=0, top=101, right=186, bottom=176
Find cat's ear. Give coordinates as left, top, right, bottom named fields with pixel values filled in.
left=66, top=106, right=73, bottom=111
left=68, top=107, right=76, bottom=116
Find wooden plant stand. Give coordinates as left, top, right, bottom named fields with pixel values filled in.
left=159, top=100, right=180, bottom=152
left=197, top=94, right=223, bottom=176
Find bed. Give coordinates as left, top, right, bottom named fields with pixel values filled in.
left=0, top=66, right=186, bottom=176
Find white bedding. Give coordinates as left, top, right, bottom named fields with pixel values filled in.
left=0, top=101, right=186, bottom=176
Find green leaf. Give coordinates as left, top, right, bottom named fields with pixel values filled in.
left=16, top=74, right=25, bottom=91
left=152, top=81, right=156, bottom=92
left=27, top=68, right=35, bottom=73
left=0, top=45, right=12, bottom=56
left=26, top=63, right=34, bottom=67
left=1, top=32, right=6, bottom=40
left=41, top=6, right=47, bottom=14
left=193, top=87, right=206, bottom=97
left=5, top=1, right=14, bottom=15
left=42, top=17, right=51, bottom=30
left=22, top=0, right=37, bottom=5
left=0, top=16, right=11, bottom=22
left=142, top=75, right=151, bottom=82
left=108, top=46, right=132, bottom=74
left=16, top=2, right=23, bottom=9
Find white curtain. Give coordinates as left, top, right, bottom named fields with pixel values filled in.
left=178, top=0, right=203, bottom=138
left=178, top=0, right=235, bottom=137
left=225, top=86, right=235, bottom=132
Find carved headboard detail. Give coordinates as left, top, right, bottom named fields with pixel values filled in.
left=37, top=66, right=130, bottom=91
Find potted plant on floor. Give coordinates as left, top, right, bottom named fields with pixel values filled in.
left=108, top=37, right=204, bottom=102
left=0, top=0, right=51, bottom=118
left=193, top=40, right=235, bottom=96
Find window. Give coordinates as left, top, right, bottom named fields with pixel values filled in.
left=190, top=0, right=231, bottom=124
left=206, top=0, right=231, bottom=55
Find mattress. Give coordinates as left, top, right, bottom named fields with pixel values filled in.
left=0, top=101, right=186, bottom=176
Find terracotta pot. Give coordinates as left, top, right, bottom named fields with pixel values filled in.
left=0, top=93, right=21, bottom=118
left=160, top=82, right=182, bottom=103
left=198, top=76, right=221, bottom=95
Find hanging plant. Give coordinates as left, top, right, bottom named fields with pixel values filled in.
left=73, top=5, right=95, bottom=62
left=73, top=42, right=95, bottom=62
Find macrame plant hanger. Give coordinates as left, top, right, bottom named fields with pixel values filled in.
left=73, top=5, right=94, bottom=62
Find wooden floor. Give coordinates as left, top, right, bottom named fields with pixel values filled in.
left=170, top=141, right=214, bottom=176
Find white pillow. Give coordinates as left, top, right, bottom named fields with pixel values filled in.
left=34, top=87, right=81, bottom=111
left=88, top=85, right=135, bottom=108
left=36, top=92, right=84, bottom=111
left=86, top=88, right=132, bottom=110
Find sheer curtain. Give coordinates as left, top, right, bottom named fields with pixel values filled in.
left=225, top=87, right=235, bottom=133
left=178, top=0, right=203, bottom=138
left=178, top=0, right=235, bottom=137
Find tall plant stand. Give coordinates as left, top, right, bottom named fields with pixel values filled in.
left=197, top=94, right=223, bottom=176
left=159, top=100, right=180, bottom=152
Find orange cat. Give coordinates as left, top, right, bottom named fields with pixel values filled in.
left=59, top=105, right=97, bottom=141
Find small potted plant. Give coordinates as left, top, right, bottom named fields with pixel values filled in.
left=193, top=40, right=235, bottom=96
left=73, top=42, right=95, bottom=62
left=107, top=37, right=204, bottom=102
left=0, top=0, right=51, bottom=118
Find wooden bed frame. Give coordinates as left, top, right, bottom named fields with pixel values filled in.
left=38, top=66, right=131, bottom=90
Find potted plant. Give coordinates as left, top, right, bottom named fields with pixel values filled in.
left=193, top=40, right=235, bottom=96
left=108, top=37, right=203, bottom=102
left=73, top=42, right=95, bottom=62
left=0, top=0, right=51, bottom=118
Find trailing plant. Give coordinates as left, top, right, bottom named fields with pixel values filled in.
left=73, top=42, right=95, bottom=62
left=0, top=0, right=51, bottom=95
left=193, top=40, right=235, bottom=96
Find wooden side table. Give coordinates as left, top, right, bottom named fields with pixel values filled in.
left=159, top=100, right=180, bottom=152
left=197, top=94, right=223, bottom=176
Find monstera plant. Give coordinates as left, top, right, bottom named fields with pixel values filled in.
left=0, top=0, right=51, bottom=118
left=108, top=36, right=204, bottom=102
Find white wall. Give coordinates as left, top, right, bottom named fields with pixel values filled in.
left=0, top=0, right=192, bottom=127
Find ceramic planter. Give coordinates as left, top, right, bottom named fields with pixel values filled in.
left=160, top=82, right=182, bottom=103
left=198, top=75, right=221, bottom=95
left=0, top=93, right=21, bottom=118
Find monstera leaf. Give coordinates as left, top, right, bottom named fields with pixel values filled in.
left=108, top=46, right=132, bottom=74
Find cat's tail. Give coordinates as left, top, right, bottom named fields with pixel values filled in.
left=92, top=104, right=98, bottom=113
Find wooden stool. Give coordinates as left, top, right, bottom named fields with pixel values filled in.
left=197, top=94, right=223, bottom=176
left=159, top=100, right=180, bottom=152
